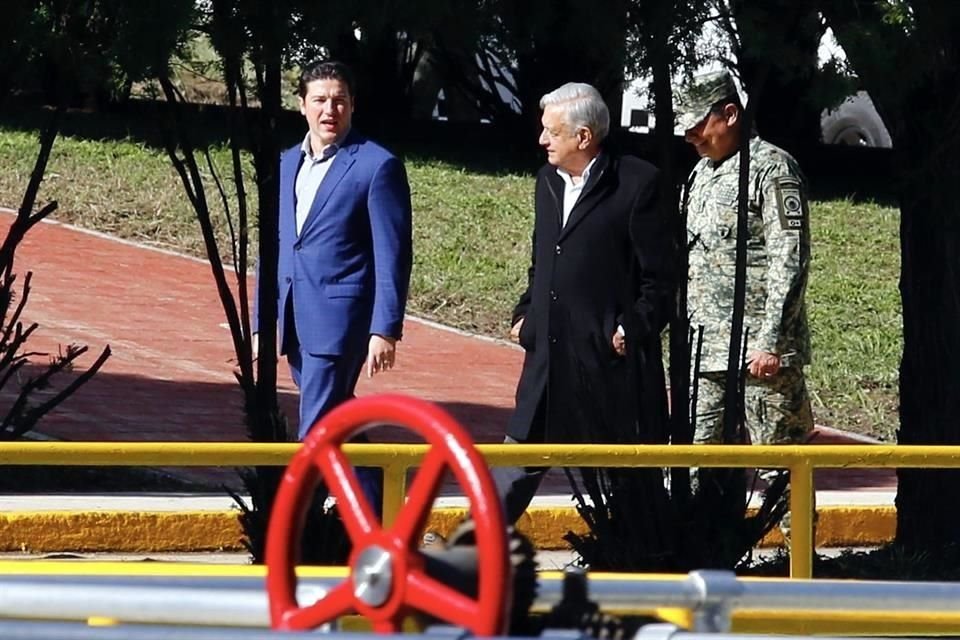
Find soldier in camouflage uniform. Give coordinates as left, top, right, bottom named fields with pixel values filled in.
left=677, top=70, right=813, bottom=448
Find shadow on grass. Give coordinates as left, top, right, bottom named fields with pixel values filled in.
left=0, top=96, right=902, bottom=197
left=0, top=97, right=542, bottom=176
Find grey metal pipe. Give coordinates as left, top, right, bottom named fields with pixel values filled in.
left=0, top=620, right=333, bottom=639
left=536, top=577, right=703, bottom=609
left=633, top=623, right=925, bottom=640
left=734, top=577, right=960, bottom=611
left=536, top=571, right=960, bottom=613
left=0, top=620, right=589, bottom=640
left=1, top=571, right=959, bottom=629
left=0, top=619, right=926, bottom=640
left=0, top=581, right=325, bottom=628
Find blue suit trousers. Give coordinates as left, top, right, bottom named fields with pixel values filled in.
left=286, top=328, right=383, bottom=518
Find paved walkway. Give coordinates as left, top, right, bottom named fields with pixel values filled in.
left=1, top=210, right=896, bottom=497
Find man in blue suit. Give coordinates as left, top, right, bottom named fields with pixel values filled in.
left=258, top=60, right=412, bottom=511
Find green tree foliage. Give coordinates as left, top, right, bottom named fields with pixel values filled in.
left=6, top=0, right=193, bottom=106
left=817, top=0, right=960, bottom=551
left=716, top=0, right=826, bottom=151
left=274, top=0, right=452, bottom=126
left=0, top=0, right=39, bottom=103
left=426, top=1, right=629, bottom=131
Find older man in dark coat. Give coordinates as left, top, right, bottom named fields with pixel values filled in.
left=495, top=82, right=674, bottom=524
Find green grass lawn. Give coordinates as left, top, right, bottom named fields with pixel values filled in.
left=807, top=200, right=900, bottom=439
left=0, top=124, right=901, bottom=440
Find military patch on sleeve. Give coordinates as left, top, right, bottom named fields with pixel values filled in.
left=774, top=177, right=805, bottom=231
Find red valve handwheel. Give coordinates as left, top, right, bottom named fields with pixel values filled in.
left=266, top=394, right=510, bottom=635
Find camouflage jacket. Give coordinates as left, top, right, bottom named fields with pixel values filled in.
left=685, top=137, right=811, bottom=372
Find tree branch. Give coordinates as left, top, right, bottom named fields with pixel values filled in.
left=14, top=345, right=112, bottom=438
left=0, top=107, right=63, bottom=278
left=158, top=75, right=249, bottom=383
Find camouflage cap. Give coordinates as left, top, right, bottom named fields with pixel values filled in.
left=675, top=70, right=741, bottom=131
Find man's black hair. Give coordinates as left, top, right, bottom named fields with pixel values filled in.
left=298, top=61, right=356, bottom=98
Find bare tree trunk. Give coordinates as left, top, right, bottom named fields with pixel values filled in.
left=895, top=117, right=960, bottom=548
left=820, top=0, right=960, bottom=550
left=644, top=0, right=692, bottom=498
left=253, top=1, right=281, bottom=432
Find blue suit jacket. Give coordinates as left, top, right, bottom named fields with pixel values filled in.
left=266, top=130, right=412, bottom=357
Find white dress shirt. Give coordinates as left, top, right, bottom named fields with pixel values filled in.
left=556, top=155, right=598, bottom=227
left=294, top=133, right=341, bottom=235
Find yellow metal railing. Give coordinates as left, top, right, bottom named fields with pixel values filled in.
left=2, top=442, right=958, bottom=578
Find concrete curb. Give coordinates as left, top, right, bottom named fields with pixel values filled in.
left=0, top=506, right=895, bottom=553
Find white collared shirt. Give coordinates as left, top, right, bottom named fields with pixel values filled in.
left=556, top=155, right=598, bottom=227
left=294, top=133, right=341, bottom=235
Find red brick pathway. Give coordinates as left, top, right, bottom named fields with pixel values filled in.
left=1, top=211, right=895, bottom=494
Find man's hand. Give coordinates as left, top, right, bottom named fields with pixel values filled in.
left=747, top=350, right=781, bottom=379
left=366, top=334, right=398, bottom=378
left=509, top=318, right=524, bottom=343
left=611, top=329, right=626, bottom=356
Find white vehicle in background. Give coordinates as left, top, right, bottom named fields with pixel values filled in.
left=820, top=91, right=891, bottom=148
left=621, top=88, right=891, bottom=149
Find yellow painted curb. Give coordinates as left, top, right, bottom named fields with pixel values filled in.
left=427, top=506, right=897, bottom=550
left=0, top=506, right=896, bottom=553
left=0, top=512, right=244, bottom=553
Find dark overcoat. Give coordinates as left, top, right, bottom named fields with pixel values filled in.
left=507, top=151, right=674, bottom=444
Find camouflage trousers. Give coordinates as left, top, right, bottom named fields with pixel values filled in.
left=693, top=367, right=814, bottom=445
left=691, top=367, right=816, bottom=537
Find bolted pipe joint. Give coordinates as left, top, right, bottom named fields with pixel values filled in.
left=687, top=570, right=743, bottom=633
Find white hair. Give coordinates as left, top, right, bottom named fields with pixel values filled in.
left=539, top=82, right=610, bottom=142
